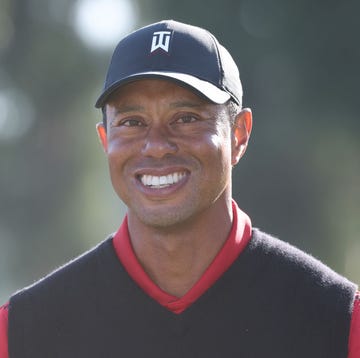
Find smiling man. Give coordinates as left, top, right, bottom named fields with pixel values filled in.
left=1, top=20, right=359, bottom=357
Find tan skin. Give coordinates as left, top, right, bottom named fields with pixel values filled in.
left=97, top=79, right=252, bottom=297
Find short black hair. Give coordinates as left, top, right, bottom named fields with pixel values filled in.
left=227, top=100, right=241, bottom=126
left=102, top=107, right=107, bottom=129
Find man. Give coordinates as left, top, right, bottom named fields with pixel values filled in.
left=0, top=20, right=359, bottom=357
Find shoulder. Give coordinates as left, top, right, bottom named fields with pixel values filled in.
left=10, top=236, right=115, bottom=306
left=248, top=229, right=357, bottom=306
left=250, top=228, right=355, bottom=284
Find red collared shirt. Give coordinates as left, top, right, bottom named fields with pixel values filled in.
left=1, top=202, right=359, bottom=357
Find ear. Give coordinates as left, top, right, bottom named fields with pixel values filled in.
left=96, top=122, right=108, bottom=153
left=231, top=108, right=252, bottom=165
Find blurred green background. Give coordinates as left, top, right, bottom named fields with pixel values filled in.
left=0, top=0, right=359, bottom=303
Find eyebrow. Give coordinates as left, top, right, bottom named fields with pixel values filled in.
left=113, top=101, right=203, bottom=114
left=169, top=100, right=204, bottom=109
left=114, top=105, right=144, bottom=114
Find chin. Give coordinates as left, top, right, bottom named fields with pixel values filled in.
left=131, top=202, right=198, bottom=229
left=139, top=210, right=187, bottom=228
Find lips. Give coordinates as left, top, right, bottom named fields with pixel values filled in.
left=139, top=172, right=187, bottom=189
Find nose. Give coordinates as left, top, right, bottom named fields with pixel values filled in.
left=141, top=125, right=178, bottom=158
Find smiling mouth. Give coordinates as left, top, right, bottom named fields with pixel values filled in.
left=139, top=172, right=187, bottom=189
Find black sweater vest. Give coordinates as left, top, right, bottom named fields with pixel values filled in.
left=9, top=229, right=357, bottom=357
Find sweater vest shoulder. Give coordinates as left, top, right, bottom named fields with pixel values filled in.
left=8, top=230, right=357, bottom=358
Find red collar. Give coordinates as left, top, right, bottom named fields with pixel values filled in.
left=112, top=200, right=252, bottom=314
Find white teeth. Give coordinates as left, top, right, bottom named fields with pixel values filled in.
left=151, top=176, right=160, bottom=186
left=146, top=175, right=152, bottom=186
left=140, top=172, right=186, bottom=188
left=167, top=174, right=174, bottom=184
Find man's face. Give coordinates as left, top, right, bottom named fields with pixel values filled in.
left=98, top=79, right=246, bottom=229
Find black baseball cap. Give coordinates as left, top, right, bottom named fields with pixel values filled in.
left=95, top=20, right=243, bottom=108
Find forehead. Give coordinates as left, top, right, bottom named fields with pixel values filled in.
left=106, top=78, right=213, bottom=107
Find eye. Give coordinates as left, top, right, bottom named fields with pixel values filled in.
left=119, top=118, right=145, bottom=127
left=122, top=118, right=144, bottom=127
left=175, top=115, right=198, bottom=124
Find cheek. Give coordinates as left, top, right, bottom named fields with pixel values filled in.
left=106, top=149, right=133, bottom=203
left=192, top=122, right=229, bottom=150
left=195, top=133, right=233, bottom=173
left=208, top=131, right=223, bottom=147
left=106, top=141, right=130, bottom=181
left=107, top=153, right=123, bottom=191
left=106, top=135, right=136, bottom=165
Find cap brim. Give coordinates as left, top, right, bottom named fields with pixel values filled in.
left=95, top=71, right=231, bottom=108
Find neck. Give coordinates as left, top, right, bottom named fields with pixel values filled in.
left=127, top=198, right=233, bottom=297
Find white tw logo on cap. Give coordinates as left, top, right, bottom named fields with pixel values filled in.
left=150, top=31, right=172, bottom=53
